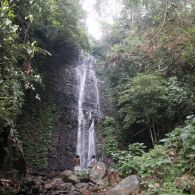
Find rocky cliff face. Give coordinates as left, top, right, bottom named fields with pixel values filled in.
left=17, top=46, right=80, bottom=170
left=48, top=62, right=78, bottom=171
left=16, top=46, right=106, bottom=171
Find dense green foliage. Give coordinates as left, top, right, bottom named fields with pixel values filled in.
left=0, top=1, right=43, bottom=120
left=98, top=116, right=118, bottom=157
left=0, top=0, right=89, bottom=168
left=94, top=0, right=195, bottom=193
left=17, top=95, right=55, bottom=169
left=94, top=0, right=195, bottom=146
left=0, top=0, right=89, bottom=123
left=112, top=117, right=195, bottom=194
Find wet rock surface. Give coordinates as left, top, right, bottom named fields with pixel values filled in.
left=48, top=63, right=78, bottom=171
left=89, top=162, right=107, bottom=185
left=60, top=170, right=80, bottom=184
left=106, top=175, right=141, bottom=195
left=107, top=169, right=121, bottom=186
left=0, top=164, right=141, bottom=194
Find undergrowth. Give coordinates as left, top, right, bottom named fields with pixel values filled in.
left=111, top=116, right=195, bottom=194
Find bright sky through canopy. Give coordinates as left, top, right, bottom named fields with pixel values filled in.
left=82, top=0, right=102, bottom=40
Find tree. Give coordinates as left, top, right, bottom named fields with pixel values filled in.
left=0, top=0, right=90, bottom=123
left=94, top=0, right=195, bottom=147
left=118, top=73, right=167, bottom=146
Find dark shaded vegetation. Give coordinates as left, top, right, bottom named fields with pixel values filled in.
left=94, top=0, right=195, bottom=147
left=94, top=0, right=195, bottom=193
left=0, top=0, right=89, bottom=169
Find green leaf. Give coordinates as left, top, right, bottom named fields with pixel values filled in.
left=11, top=25, right=18, bottom=32
left=25, top=14, right=33, bottom=23
left=5, top=18, right=11, bottom=26
left=191, top=145, right=195, bottom=150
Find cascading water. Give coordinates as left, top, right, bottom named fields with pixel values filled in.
left=76, top=55, right=101, bottom=169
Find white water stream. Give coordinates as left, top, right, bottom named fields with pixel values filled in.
left=76, top=55, right=101, bottom=169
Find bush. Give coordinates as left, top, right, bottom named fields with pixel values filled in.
left=111, top=117, right=195, bottom=193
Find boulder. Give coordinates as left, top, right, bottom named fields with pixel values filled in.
left=67, top=191, right=77, bottom=195
left=81, top=189, right=93, bottom=195
left=107, top=169, right=121, bottom=186
left=45, top=178, right=64, bottom=190
left=76, top=169, right=90, bottom=182
left=106, top=175, right=141, bottom=195
left=34, top=176, right=44, bottom=188
left=53, top=190, right=70, bottom=195
left=89, top=162, right=106, bottom=185
left=75, top=182, right=89, bottom=190
left=176, top=175, right=195, bottom=194
left=60, top=182, right=72, bottom=191
left=60, top=170, right=80, bottom=184
left=22, top=175, right=35, bottom=186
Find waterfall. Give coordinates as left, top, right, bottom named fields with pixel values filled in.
left=75, top=55, right=101, bottom=169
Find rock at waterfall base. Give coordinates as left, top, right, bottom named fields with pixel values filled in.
left=60, top=170, right=80, bottom=184
left=75, top=169, right=90, bottom=182
left=107, top=169, right=121, bottom=186
left=106, top=175, right=141, bottom=195
left=89, top=162, right=106, bottom=185
left=45, top=178, right=64, bottom=189
left=81, top=189, right=93, bottom=195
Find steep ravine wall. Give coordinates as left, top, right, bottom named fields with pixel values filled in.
left=48, top=62, right=78, bottom=171
left=16, top=47, right=79, bottom=170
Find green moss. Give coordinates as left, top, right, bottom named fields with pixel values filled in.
left=16, top=93, right=56, bottom=169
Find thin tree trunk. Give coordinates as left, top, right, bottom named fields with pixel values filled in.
left=131, top=10, right=134, bottom=27
left=144, top=107, right=155, bottom=146
left=152, top=120, right=157, bottom=143
left=149, top=126, right=155, bottom=147
left=162, top=0, right=168, bottom=28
